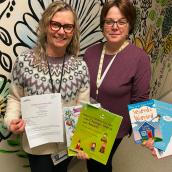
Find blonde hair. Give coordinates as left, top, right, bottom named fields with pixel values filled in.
left=34, top=1, right=80, bottom=60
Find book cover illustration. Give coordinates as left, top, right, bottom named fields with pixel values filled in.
left=68, top=104, right=123, bottom=165
left=64, top=104, right=100, bottom=148
left=153, top=100, right=172, bottom=152
left=64, top=105, right=81, bottom=147
left=128, top=100, right=162, bottom=144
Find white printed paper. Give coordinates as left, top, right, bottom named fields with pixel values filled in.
left=21, top=93, right=63, bottom=148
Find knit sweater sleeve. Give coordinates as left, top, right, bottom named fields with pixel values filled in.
left=4, top=56, right=24, bottom=129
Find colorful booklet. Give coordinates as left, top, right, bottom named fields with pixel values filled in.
left=64, top=103, right=100, bottom=148
left=68, top=103, right=123, bottom=165
left=128, top=100, right=162, bottom=144
left=153, top=100, right=172, bottom=152
left=64, top=105, right=82, bottom=147
left=154, top=142, right=172, bottom=159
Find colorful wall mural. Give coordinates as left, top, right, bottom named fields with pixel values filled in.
left=0, top=0, right=172, bottom=171
left=132, top=0, right=172, bottom=99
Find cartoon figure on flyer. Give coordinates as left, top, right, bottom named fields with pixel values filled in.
left=90, top=142, right=96, bottom=151
left=75, top=139, right=81, bottom=150
left=99, top=133, right=108, bottom=153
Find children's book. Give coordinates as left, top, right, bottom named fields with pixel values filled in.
left=154, top=140, right=172, bottom=159
left=64, top=105, right=82, bottom=147
left=64, top=103, right=100, bottom=148
left=128, top=100, right=162, bottom=144
left=68, top=103, right=123, bottom=165
left=129, top=99, right=172, bottom=159
left=153, top=100, right=172, bottom=152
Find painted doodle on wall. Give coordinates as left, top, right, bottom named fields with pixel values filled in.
left=132, top=0, right=172, bottom=98
left=0, top=0, right=172, bottom=169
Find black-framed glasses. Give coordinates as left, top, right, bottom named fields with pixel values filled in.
left=104, top=18, right=128, bottom=28
left=49, top=21, right=74, bottom=33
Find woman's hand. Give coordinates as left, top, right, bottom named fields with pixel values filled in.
left=9, top=119, right=25, bottom=134
left=76, top=150, right=89, bottom=160
left=142, top=138, right=157, bottom=158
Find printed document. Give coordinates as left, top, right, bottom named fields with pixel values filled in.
left=21, top=93, right=63, bottom=148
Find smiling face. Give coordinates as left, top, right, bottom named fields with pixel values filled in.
left=46, top=10, right=74, bottom=56
left=103, top=6, right=129, bottom=46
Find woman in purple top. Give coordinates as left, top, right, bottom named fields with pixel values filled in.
left=84, top=0, right=151, bottom=171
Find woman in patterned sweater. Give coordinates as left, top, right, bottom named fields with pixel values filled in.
left=4, top=1, right=89, bottom=172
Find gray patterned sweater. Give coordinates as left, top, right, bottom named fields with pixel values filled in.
left=4, top=49, right=90, bottom=155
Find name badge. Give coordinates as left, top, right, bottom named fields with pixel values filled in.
left=51, top=150, right=68, bottom=165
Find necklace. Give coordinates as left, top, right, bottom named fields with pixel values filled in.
left=96, top=40, right=129, bottom=100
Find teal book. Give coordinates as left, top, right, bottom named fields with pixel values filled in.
left=153, top=100, right=172, bottom=152
left=68, top=104, right=123, bottom=165
left=128, top=100, right=162, bottom=144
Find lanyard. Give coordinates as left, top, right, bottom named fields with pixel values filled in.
left=96, top=45, right=117, bottom=98
left=96, top=41, right=129, bottom=99
left=47, top=55, right=66, bottom=93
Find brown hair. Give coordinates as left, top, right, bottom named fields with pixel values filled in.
left=100, top=0, right=136, bottom=34
left=34, top=1, right=80, bottom=60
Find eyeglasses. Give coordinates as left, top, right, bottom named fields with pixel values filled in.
left=104, top=19, right=128, bottom=28
left=49, top=21, right=74, bottom=33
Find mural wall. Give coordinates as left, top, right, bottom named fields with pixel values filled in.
left=0, top=0, right=172, bottom=171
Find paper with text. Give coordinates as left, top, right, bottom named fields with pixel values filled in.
left=21, top=93, right=64, bottom=148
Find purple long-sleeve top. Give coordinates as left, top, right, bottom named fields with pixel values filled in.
left=84, top=42, right=151, bottom=138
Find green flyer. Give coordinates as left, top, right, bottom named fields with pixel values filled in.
left=68, top=104, right=123, bottom=165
